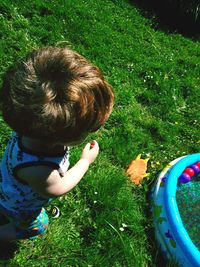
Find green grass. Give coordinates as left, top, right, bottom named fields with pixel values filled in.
left=0, top=0, right=200, bottom=266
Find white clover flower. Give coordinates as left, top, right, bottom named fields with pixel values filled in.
left=119, top=227, right=124, bottom=232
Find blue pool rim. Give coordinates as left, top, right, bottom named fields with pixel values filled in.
left=164, top=153, right=200, bottom=266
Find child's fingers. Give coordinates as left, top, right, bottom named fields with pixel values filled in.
left=81, top=144, right=90, bottom=157
left=83, top=142, right=91, bottom=152
left=81, top=141, right=99, bottom=164
left=90, top=141, right=99, bottom=153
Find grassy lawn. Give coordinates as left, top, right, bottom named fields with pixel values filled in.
left=0, top=0, right=199, bottom=266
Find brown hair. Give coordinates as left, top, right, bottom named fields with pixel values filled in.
left=1, top=47, right=114, bottom=143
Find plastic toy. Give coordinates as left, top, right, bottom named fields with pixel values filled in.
left=126, top=154, right=149, bottom=185
left=151, top=153, right=200, bottom=266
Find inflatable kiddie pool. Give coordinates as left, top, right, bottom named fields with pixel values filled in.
left=151, top=153, right=200, bottom=266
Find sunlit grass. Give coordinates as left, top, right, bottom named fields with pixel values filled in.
left=0, top=0, right=199, bottom=266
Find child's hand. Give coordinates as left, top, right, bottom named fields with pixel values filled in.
left=81, top=140, right=99, bottom=165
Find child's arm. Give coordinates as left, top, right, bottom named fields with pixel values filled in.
left=17, top=141, right=99, bottom=198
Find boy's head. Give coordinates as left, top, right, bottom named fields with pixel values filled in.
left=1, top=47, right=114, bottom=144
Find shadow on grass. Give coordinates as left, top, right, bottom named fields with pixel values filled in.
left=0, top=241, right=19, bottom=260
left=0, top=215, right=19, bottom=260
left=129, top=0, right=200, bottom=39
left=144, top=192, right=168, bottom=267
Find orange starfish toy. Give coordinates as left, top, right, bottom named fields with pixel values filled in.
left=126, top=154, right=149, bottom=185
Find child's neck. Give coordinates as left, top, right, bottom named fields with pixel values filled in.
left=21, top=136, right=66, bottom=154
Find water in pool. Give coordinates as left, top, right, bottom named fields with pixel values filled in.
left=176, top=175, right=200, bottom=250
